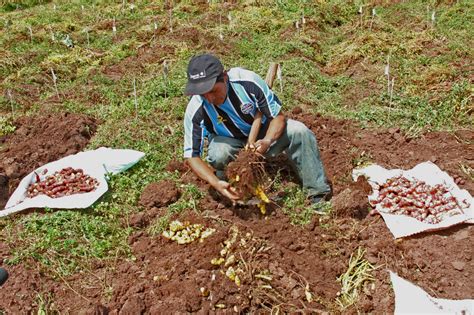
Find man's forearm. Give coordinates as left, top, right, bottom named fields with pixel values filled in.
left=186, top=157, right=219, bottom=188
left=264, top=113, right=286, bottom=142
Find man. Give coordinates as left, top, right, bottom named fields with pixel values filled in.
left=183, top=53, right=331, bottom=206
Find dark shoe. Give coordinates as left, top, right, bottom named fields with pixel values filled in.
left=309, top=191, right=332, bottom=204
left=0, top=268, right=8, bottom=286
left=309, top=191, right=332, bottom=214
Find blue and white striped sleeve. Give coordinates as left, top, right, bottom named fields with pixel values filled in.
left=183, top=96, right=206, bottom=158
left=239, top=71, right=282, bottom=119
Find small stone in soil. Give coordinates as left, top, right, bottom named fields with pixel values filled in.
left=451, top=261, right=465, bottom=271
left=454, top=230, right=469, bottom=241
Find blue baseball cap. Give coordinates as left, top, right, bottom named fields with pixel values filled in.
left=185, top=54, right=224, bottom=95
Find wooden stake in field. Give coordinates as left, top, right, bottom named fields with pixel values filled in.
left=369, top=8, right=376, bottom=30
left=389, top=77, right=395, bottom=107
left=301, top=13, right=306, bottom=32
left=133, top=78, right=138, bottom=120
left=169, top=2, right=173, bottom=33
left=384, top=55, right=390, bottom=94
left=163, top=60, right=169, bottom=98
left=277, top=64, right=283, bottom=94
left=50, top=68, right=60, bottom=100
left=27, top=25, right=33, bottom=42
left=112, top=17, right=117, bottom=35
left=85, top=28, right=90, bottom=47
left=219, top=12, right=224, bottom=41
left=152, top=20, right=158, bottom=42
left=7, top=89, right=14, bottom=116
left=358, top=5, right=363, bottom=28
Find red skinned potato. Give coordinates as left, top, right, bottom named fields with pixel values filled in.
left=372, top=176, right=468, bottom=224
left=27, top=168, right=99, bottom=199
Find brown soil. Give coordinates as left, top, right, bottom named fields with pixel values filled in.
left=0, top=110, right=472, bottom=313
left=0, top=113, right=97, bottom=208
left=139, top=180, right=181, bottom=208
left=332, top=176, right=372, bottom=219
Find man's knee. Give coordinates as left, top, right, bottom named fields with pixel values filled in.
left=287, top=119, right=313, bottom=140
left=207, top=143, right=236, bottom=170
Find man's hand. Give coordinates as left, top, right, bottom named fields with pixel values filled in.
left=254, top=138, right=273, bottom=154
left=186, top=157, right=241, bottom=204
left=214, top=180, right=240, bottom=201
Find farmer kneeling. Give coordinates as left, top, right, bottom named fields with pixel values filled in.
left=183, top=53, right=331, bottom=206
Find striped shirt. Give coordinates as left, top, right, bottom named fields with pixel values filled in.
left=183, top=67, right=282, bottom=158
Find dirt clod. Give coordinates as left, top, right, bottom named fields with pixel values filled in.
left=332, top=176, right=372, bottom=219
left=119, top=295, right=145, bottom=315
left=451, top=261, right=465, bottom=271
left=128, top=212, right=150, bottom=228
left=139, top=180, right=180, bottom=208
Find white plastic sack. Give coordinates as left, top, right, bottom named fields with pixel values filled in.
left=353, top=162, right=473, bottom=238
left=1, top=147, right=145, bottom=217
left=390, top=271, right=473, bottom=314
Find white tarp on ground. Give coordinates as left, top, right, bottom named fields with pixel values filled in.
left=1, top=147, right=145, bottom=217
left=390, top=271, right=474, bottom=314
left=352, top=162, right=473, bottom=238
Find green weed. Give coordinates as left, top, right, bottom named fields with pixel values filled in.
left=0, top=116, right=16, bottom=137
left=4, top=210, right=130, bottom=276
left=281, top=186, right=331, bottom=225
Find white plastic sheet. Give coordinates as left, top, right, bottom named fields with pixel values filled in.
left=353, top=162, right=473, bottom=238
left=390, top=271, right=474, bottom=314
left=1, top=147, right=145, bottom=217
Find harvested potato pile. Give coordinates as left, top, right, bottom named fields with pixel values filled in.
left=162, top=220, right=215, bottom=244
left=27, top=167, right=99, bottom=198
left=371, top=176, right=470, bottom=224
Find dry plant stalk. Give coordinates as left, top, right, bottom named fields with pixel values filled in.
left=336, top=247, right=375, bottom=309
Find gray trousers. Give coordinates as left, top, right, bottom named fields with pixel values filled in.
left=206, top=119, right=331, bottom=197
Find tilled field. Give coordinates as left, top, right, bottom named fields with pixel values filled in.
left=0, top=111, right=472, bottom=313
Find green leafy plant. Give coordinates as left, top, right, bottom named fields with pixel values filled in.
left=5, top=210, right=130, bottom=276
left=0, top=117, right=15, bottom=137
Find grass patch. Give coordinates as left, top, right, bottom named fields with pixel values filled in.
left=0, top=115, right=16, bottom=137
left=281, top=185, right=331, bottom=225
left=4, top=209, right=130, bottom=276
